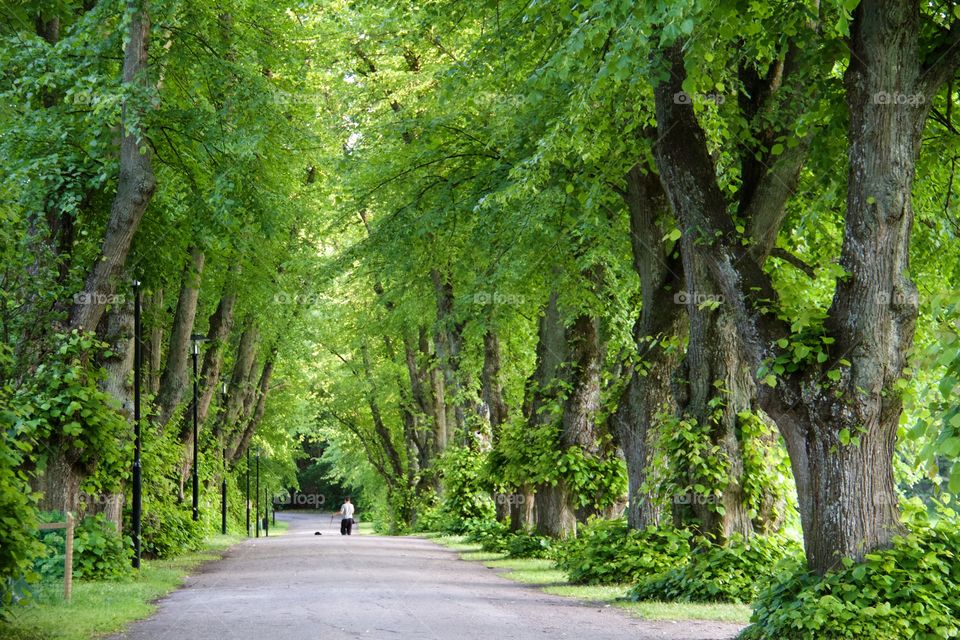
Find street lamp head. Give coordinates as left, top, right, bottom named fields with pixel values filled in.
left=132, top=280, right=141, bottom=287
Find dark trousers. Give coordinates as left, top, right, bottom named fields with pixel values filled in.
left=340, top=518, right=353, bottom=535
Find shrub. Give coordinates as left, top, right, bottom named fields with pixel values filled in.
left=432, top=447, right=495, bottom=532
left=140, top=502, right=206, bottom=559
left=504, top=532, right=557, bottom=559
left=464, top=519, right=511, bottom=552
left=556, top=519, right=691, bottom=585
left=0, top=431, right=41, bottom=612
left=741, top=522, right=960, bottom=639
left=35, top=514, right=131, bottom=581
left=629, top=533, right=802, bottom=604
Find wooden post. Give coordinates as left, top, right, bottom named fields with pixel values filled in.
left=64, top=512, right=74, bottom=602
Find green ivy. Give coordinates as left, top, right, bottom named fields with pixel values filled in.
left=0, top=345, right=43, bottom=613
left=14, top=331, right=129, bottom=493
left=742, top=519, right=960, bottom=639
left=35, top=513, right=131, bottom=581
left=555, top=518, right=691, bottom=585
left=630, top=533, right=803, bottom=604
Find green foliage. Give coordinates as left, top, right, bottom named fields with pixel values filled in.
left=502, top=532, right=557, bottom=559
left=742, top=520, right=960, bottom=639
left=630, top=534, right=803, bottom=604
left=435, top=446, right=495, bottom=530
left=462, top=520, right=558, bottom=559
left=0, top=350, right=43, bottom=612
left=556, top=519, right=691, bottom=585
left=139, top=502, right=206, bottom=560
left=13, top=332, right=128, bottom=491
left=494, top=415, right=627, bottom=512
left=463, top=519, right=511, bottom=552
left=35, top=514, right=131, bottom=581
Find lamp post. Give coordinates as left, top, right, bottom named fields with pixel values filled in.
left=190, top=334, right=208, bottom=521
left=264, top=485, right=269, bottom=537
left=255, top=449, right=260, bottom=538
left=220, top=382, right=228, bottom=535
left=245, top=448, right=251, bottom=537
left=132, top=280, right=142, bottom=569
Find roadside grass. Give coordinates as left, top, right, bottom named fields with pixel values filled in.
left=266, top=519, right=289, bottom=535
left=1, top=533, right=244, bottom=640
left=427, top=535, right=751, bottom=625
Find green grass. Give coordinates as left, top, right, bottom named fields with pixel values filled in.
left=1, top=534, right=245, bottom=640
left=426, top=533, right=751, bottom=625
left=266, top=519, right=289, bottom=535
left=615, top=600, right=751, bottom=624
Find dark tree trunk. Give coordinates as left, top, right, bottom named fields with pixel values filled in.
left=92, top=300, right=136, bottom=531
left=431, top=269, right=473, bottom=445
left=481, top=329, right=511, bottom=520
left=36, top=0, right=154, bottom=515
left=144, top=288, right=164, bottom=395
left=481, top=329, right=509, bottom=432
left=609, top=166, right=684, bottom=529
left=527, top=293, right=579, bottom=538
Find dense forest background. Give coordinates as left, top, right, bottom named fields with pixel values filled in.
left=4, top=0, right=960, bottom=637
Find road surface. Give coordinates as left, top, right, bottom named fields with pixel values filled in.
left=108, top=512, right=745, bottom=640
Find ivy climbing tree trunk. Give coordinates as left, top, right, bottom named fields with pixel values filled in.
left=37, top=0, right=155, bottom=516
left=651, top=0, right=960, bottom=571
left=609, top=165, right=684, bottom=530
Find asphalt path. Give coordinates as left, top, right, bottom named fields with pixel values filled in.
left=108, top=511, right=745, bottom=640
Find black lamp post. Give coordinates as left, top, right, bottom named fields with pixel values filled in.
left=132, top=280, right=142, bottom=569
left=255, top=449, right=260, bottom=538
left=190, top=334, right=208, bottom=521
left=220, top=382, right=228, bottom=535
left=245, top=448, right=251, bottom=537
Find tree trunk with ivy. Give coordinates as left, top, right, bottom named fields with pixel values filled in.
left=651, top=0, right=957, bottom=571
left=36, top=0, right=155, bottom=517
left=610, top=165, right=684, bottom=529
left=533, top=296, right=605, bottom=538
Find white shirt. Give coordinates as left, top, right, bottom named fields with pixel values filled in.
left=340, top=502, right=354, bottom=519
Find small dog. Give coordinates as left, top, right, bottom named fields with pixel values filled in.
left=314, top=531, right=322, bottom=535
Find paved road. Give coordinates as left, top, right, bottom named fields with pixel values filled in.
left=109, top=512, right=745, bottom=640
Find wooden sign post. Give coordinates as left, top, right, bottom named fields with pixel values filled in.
left=38, top=512, right=75, bottom=602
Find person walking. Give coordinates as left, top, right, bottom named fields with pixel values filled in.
left=338, top=496, right=355, bottom=535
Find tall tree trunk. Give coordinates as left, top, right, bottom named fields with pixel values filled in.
left=218, top=322, right=259, bottom=439
left=155, top=248, right=205, bottom=429
left=431, top=269, right=471, bottom=445
left=481, top=329, right=509, bottom=432
left=144, top=288, right=164, bottom=395
left=196, top=289, right=236, bottom=426
left=36, top=0, right=155, bottom=515
left=481, top=329, right=510, bottom=520
left=69, top=0, right=156, bottom=333
left=229, top=356, right=275, bottom=464
left=91, top=302, right=136, bottom=531
left=527, top=293, right=576, bottom=538
left=650, top=0, right=954, bottom=571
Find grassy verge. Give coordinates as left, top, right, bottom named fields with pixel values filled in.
left=266, top=519, right=289, bottom=535
left=426, top=535, right=751, bottom=625
left=1, top=533, right=245, bottom=640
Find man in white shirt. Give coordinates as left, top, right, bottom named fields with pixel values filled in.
left=338, top=496, right=355, bottom=535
